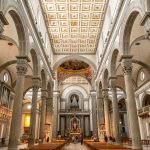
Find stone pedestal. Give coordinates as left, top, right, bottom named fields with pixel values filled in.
left=8, top=56, right=29, bottom=150
left=120, top=55, right=142, bottom=150
left=28, top=77, right=40, bottom=145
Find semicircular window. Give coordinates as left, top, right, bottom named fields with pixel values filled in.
left=143, top=94, right=150, bottom=107
left=3, top=72, right=9, bottom=83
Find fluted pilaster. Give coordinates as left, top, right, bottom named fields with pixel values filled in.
left=52, top=90, right=60, bottom=139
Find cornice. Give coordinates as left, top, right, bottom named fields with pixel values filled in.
left=21, top=0, right=54, bottom=80
left=95, top=0, right=127, bottom=80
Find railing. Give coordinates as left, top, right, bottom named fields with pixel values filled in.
left=138, top=105, right=150, bottom=117
left=59, top=109, right=90, bottom=113
left=0, top=106, right=12, bottom=120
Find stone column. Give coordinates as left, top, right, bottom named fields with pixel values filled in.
left=120, top=55, right=142, bottom=150
left=39, top=90, right=48, bottom=143
left=28, top=77, right=40, bottom=145
left=97, top=96, right=104, bottom=141
left=8, top=56, right=29, bottom=150
left=90, top=90, right=98, bottom=136
left=46, top=97, right=53, bottom=141
left=109, top=77, right=121, bottom=143
left=102, top=89, right=110, bottom=136
left=52, top=90, right=60, bottom=139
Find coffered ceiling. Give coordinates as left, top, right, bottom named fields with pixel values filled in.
left=41, top=0, right=108, bottom=54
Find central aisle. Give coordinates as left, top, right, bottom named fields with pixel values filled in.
left=63, top=143, right=89, bottom=150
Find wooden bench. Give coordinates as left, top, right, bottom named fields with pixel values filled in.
left=122, top=138, right=150, bottom=146
left=84, top=141, right=133, bottom=150
left=20, top=141, right=66, bottom=150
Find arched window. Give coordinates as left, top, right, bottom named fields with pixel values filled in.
left=3, top=72, right=9, bottom=83
left=143, top=94, right=150, bottom=107
left=70, top=94, right=79, bottom=109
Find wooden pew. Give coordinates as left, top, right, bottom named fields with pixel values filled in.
left=20, top=140, right=66, bottom=150
left=84, top=141, right=134, bottom=150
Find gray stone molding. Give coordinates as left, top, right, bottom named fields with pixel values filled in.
left=0, top=11, right=9, bottom=34
left=141, top=12, right=150, bottom=40
left=41, top=90, right=48, bottom=99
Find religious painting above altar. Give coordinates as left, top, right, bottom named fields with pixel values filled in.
left=60, top=60, right=89, bottom=70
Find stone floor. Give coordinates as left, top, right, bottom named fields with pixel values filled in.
left=0, top=144, right=149, bottom=150
left=0, top=144, right=27, bottom=150
left=62, top=143, right=89, bottom=150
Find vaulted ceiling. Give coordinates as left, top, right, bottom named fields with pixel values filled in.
left=41, top=0, right=108, bottom=54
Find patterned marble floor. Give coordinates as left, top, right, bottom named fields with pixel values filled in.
left=62, top=143, right=89, bottom=150
left=63, top=143, right=89, bottom=150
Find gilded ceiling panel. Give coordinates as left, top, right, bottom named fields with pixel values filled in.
left=41, top=0, right=108, bottom=54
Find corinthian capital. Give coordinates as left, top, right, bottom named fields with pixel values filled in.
left=41, top=90, right=48, bottom=100
left=102, top=89, right=108, bottom=99
left=141, top=12, right=150, bottom=40
left=32, top=77, right=41, bottom=92
left=90, top=89, right=96, bottom=97
left=16, top=56, right=30, bottom=76
left=120, top=55, right=133, bottom=75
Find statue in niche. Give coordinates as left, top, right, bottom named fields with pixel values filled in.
left=70, top=94, right=79, bottom=109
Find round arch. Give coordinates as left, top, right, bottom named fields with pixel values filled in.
left=5, top=8, right=28, bottom=55
left=41, top=69, right=47, bottom=90
left=110, top=49, right=119, bottom=77
left=53, top=55, right=96, bottom=71
left=119, top=1, right=144, bottom=55
left=30, top=49, right=40, bottom=77
left=102, top=69, right=109, bottom=89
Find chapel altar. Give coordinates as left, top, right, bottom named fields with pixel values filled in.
left=69, top=117, right=81, bottom=138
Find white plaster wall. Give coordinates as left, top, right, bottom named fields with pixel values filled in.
left=60, top=83, right=90, bottom=95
